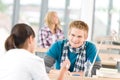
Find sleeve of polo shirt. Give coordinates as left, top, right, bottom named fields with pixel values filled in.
left=46, top=41, right=59, bottom=60
left=86, top=42, right=101, bottom=62
left=44, top=41, right=60, bottom=73
left=86, top=42, right=102, bottom=75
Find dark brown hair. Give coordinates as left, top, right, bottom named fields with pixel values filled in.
left=5, top=23, right=35, bottom=51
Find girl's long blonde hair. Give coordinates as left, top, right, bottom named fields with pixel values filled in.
left=44, top=11, right=61, bottom=30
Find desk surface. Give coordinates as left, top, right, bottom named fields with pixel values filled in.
left=48, top=69, right=120, bottom=80
left=49, top=74, right=120, bottom=80
left=96, top=68, right=120, bottom=79
left=99, top=53, right=120, bottom=67
left=101, top=60, right=116, bottom=67
left=35, top=47, right=48, bottom=52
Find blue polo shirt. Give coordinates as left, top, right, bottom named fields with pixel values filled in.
left=46, top=39, right=101, bottom=72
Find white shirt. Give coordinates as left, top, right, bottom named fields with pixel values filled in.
left=0, top=28, right=9, bottom=57
left=52, top=34, right=57, bottom=44
left=0, top=49, right=50, bottom=80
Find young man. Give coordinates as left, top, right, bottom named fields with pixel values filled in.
left=44, top=20, right=101, bottom=75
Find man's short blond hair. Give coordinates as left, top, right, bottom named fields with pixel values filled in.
left=68, top=20, right=89, bottom=38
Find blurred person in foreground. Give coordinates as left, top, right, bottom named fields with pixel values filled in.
left=0, top=23, right=70, bottom=80
left=44, top=20, right=101, bottom=75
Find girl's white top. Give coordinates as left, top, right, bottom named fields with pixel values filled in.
left=0, top=49, right=49, bottom=80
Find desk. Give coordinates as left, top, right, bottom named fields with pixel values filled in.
left=48, top=69, right=120, bottom=80
left=35, top=47, right=48, bottom=58
left=96, top=68, right=120, bottom=79
left=35, top=47, right=48, bottom=52
left=101, top=60, right=116, bottom=68
left=99, top=53, right=120, bottom=68
left=48, top=74, right=120, bottom=80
